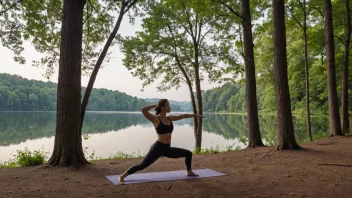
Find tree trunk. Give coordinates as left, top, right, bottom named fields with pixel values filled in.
left=194, top=45, right=203, bottom=149
left=189, top=84, right=199, bottom=145
left=47, top=0, right=89, bottom=167
left=242, top=0, right=264, bottom=148
left=272, top=0, right=301, bottom=150
left=174, top=57, right=199, bottom=146
left=81, top=1, right=129, bottom=130
left=324, top=0, right=343, bottom=137
left=302, top=0, right=312, bottom=141
left=342, top=0, right=350, bottom=134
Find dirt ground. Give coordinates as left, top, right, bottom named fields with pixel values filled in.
left=1, top=136, right=352, bottom=198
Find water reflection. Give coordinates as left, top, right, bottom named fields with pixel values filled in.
left=0, top=111, right=346, bottom=162
left=0, top=112, right=336, bottom=146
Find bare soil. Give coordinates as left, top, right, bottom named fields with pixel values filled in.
left=1, top=136, right=352, bottom=198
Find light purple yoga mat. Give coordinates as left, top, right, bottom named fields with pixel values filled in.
left=105, top=168, right=227, bottom=185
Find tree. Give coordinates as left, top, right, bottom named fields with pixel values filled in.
left=47, top=0, right=89, bottom=167
left=324, top=0, right=343, bottom=137
left=241, top=0, right=264, bottom=147
left=120, top=0, right=236, bottom=149
left=341, top=0, right=350, bottom=134
left=272, top=0, right=301, bottom=149
left=118, top=1, right=200, bottom=143
left=80, top=0, right=138, bottom=133
left=208, top=0, right=265, bottom=147
left=46, top=0, right=138, bottom=167
left=287, top=0, right=313, bottom=140
left=1, top=0, right=139, bottom=166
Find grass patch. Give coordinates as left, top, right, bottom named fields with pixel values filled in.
left=193, top=143, right=242, bottom=155
left=0, top=147, right=48, bottom=168
left=88, top=150, right=146, bottom=162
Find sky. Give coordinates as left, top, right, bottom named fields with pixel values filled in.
left=0, top=14, right=222, bottom=102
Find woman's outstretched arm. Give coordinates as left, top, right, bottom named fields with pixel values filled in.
left=168, top=114, right=205, bottom=121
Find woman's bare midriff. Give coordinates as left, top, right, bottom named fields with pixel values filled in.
left=157, top=133, right=172, bottom=144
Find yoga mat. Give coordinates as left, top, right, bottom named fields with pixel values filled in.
left=105, top=168, right=227, bottom=185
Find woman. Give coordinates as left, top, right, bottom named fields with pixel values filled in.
left=118, top=99, right=205, bottom=184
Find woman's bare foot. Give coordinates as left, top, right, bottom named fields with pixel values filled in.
left=186, top=170, right=199, bottom=176
left=118, top=171, right=129, bottom=185
left=118, top=176, right=125, bottom=185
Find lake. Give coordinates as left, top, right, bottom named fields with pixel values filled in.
left=0, top=111, right=340, bottom=163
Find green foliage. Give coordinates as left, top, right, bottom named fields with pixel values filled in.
left=0, top=0, right=139, bottom=77
left=0, top=160, right=17, bottom=168
left=0, top=147, right=48, bottom=168
left=0, top=73, right=149, bottom=111
left=119, top=0, right=242, bottom=94
left=14, top=148, right=47, bottom=167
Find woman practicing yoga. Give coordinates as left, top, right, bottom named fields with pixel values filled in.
left=118, top=99, right=205, bottom=184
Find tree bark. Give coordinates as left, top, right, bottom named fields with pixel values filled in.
left=242, top=0, right=264, bottom=148
left=272, top=0, right=301, bottom=149
left=302, top=0, right=312, bottom=141
left=47, top=0, right=89, bottom=167
left=174, top=56, right=199, bottom=144
left=194, top=44, right=203, bottom=149
left=189, top=84, right=199, bottom=144
left=324, top=0, right=343, bottom=137
left=341, top=0, right=350, bottom=134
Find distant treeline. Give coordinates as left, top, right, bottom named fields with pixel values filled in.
left=0, top=73, right=148, bottom=111
left=202, top=81, right=352, bottom=114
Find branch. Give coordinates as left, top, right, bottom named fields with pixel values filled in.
left=123, top=0, right=138, bottom=14
left=212, top=0, right=242, bottom=19
left=238, top=24, right=244, bottom=57
left=196, top=18, right=202, bottom=45
left=311, top=6, right=324, bottom=18
left=166, top=23, right=178, bottom=56
left=169, top=9, right=193, bottom=37
left=0, top=0, right=22, bottom=15
left=199, top=24, right=214, bottom=46
left=89, top=0, right=99, bottom=12
left=318, top=163, right=352, bottom=167
left=287, top=4, right=303, bottom=29
left=297, top=0, right=304, bottom=13
left=178, top=0, right=195, bottom=39
left=148, top=49, right=175, bottom=58
left=83, top=0, right=94, bottom=24
left=334, top=35, right=344, bottom=44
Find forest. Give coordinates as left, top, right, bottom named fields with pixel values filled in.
left=1, top=0, right=351, bottom=167
left=0, top=74, right=189, bottom=111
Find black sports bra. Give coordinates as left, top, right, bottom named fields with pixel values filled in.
left=155, top=117, right=174, bottom=134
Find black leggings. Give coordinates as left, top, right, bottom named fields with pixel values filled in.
left=127, top=141, right=193, bottom=175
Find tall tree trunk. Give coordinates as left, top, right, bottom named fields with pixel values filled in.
left=174, top=56, right=199, bottom=145
left=324, top=0, right=343, bottom=137
left=80, top=1, right=134, bottom=130
left=272, top=0, right=301, bottom=150
left=194, top=45, right=203, bottom=149
left=342, top=0, right=350, bottom=134
left=302, top=0, right=312, bottom=141
left=242, top=0, right=264, bottom=148
left=48, top=0, right=89, bottom=167
left=189, top=84, right=199, bottom=144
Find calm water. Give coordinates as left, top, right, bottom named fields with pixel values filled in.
left=0, top=111, right=339, bottom=162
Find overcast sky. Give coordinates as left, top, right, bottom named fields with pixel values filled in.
left=0, top=13, right=222, bottom=102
